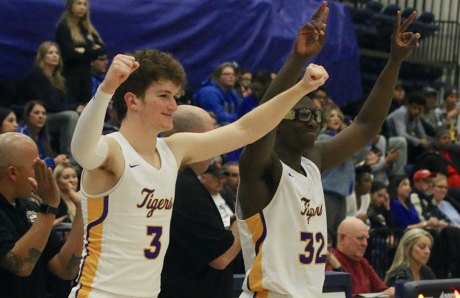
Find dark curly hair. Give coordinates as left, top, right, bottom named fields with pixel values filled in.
left=112, top=49, right=186, bottom=122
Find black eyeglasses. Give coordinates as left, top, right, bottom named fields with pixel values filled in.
left=283, top=108, right=322, bottom=123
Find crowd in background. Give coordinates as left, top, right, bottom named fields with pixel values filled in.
left=1, top=0, right=460, bottom=297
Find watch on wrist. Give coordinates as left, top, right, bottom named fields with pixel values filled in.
left=39, top=203, right=59, bottom=215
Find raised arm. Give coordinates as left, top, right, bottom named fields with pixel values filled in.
left=71, top=55, right=139, bottom=171
left=240, top=2, right=329, bottom=167
left=317, top=11, right=420, bottom=171
left=167, top=64, right=329, bottom=165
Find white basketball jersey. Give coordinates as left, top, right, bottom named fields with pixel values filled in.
left=70, top=133, right=178, bottom=298
left=238, top=158, right=327, bottom=298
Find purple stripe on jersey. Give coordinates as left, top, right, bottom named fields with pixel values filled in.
left=254, top=211, right=267, bottom=255
left=75, top=195, right=110, bottom=296
left=247, top=211, right=267, bottom=292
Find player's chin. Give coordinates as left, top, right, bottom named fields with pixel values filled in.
left=161, top=121, right=174, bottom=132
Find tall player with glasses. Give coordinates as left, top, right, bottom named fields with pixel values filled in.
left=236, top=3, right=421, bottom=296
left=283, top=107, right=322, bottom=123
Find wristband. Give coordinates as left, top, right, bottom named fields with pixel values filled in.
left=39, top=204, right=59, bottom=215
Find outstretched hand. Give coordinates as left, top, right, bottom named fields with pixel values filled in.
left=300, top=63, right=329, bottom=91
left=391, top=11, right=421, bottom=62
left=100, top=54, right=140, bottom=94
left=294, top=1, right=329, bottom=57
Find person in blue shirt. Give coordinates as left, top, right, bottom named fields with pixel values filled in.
left=194, top=62, right=242, bottom=126
left=389, top=175, right=445, bottom=231
left=18, top=101, right=69, bottom=169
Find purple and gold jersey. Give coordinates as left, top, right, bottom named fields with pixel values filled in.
left=238, top=158, right=327, bottom=298
left=70, top=132, right=178, bottom=298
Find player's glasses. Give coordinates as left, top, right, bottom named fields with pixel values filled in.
left=283, top=108, right=322, bottom=124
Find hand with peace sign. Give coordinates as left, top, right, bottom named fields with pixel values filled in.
left=390, top=11, right=421, bottom=62
left=294, top=1, right=329, bottom=57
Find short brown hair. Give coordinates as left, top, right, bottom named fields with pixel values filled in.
left=112, top=49, right=186, bottom=121
left=210, top=62, right=235, bottom=81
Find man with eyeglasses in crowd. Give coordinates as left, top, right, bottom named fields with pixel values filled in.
left=194, top=62, right=242, bottom=126
left=236, top=3, right=421, bottom=296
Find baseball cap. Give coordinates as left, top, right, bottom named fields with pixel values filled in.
left=395, top=80, right=404, bottom=88
left=434, top=125, right=449, bottom=138
left=204, top=162, right=227, bottom=176
left=413, top=169, right=435, bottom=182
left=422, top=86, right=437, bottom=96
left=444, top=88, right=458, bottom=98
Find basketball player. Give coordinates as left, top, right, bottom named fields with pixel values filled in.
left=237, top=10, right=420, bottom=297
left=68, top=49, right=328, bottom=296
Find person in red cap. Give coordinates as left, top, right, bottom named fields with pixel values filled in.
left=410, top=169, right=450, bottom=226
left=414, top=169, right=435, bottom=181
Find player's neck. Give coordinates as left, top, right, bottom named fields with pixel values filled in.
left=119, top=124, right=159, bottom=156
left=278, top=151, right=304, bottom=175
left=275, top=144, right=303, bottom=173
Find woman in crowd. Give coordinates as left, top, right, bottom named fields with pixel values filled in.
left=56, top=0, right=105, bottom=104
left=368, top=181, right=396, bottom=230
left=18, top=101, right=69, bottom=168
left=389, top=175, right=444, bottom=231
left=385, top=228, right=436, bottom=286
left=366, top=181, right=398, bottom=278
left=432, top=174, right=460, bottom=225
left=53, top=163, right=81, bottom=224
left=0, top=108, right=18, bottom=134
left=23, top=41, right=79, bottom=160
left=49, top=163, right=82, bottom=297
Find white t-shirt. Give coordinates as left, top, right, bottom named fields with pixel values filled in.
left=346, top=192, right=371, bottom=217
left=212, top=193, right=234, bottom=228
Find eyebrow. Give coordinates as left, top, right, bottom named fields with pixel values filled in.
left=154, top=89, right=180, bottom=98
left=156, top=90, right=173, bottom=94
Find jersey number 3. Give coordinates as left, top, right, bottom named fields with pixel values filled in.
left=299, top=231, right=327, bottom=264
left=144, top=226, right=162, bottom=259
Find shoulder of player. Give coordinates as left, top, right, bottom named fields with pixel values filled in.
left=84, top=136, right=124, bottom=182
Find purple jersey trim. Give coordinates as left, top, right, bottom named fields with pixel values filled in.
left=255, top=211, right=267, bottom=255
left=247, top=211, right=267, bottom=292
left=75, top=195, right=110, bottom=297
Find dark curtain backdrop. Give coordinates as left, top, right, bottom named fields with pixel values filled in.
left=0, top=0, right=362, bottom=106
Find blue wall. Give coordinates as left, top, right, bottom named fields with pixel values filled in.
left=0, top=0, right=362, bottom=106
